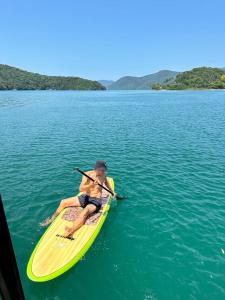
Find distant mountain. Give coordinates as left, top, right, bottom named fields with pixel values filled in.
left=108, top=70, right=178, bottom=90
left=98, top=80, right=114, bottom=88
left=152, top=67, right=225, bottom=90
left=0, top=64, right=105, bottom=90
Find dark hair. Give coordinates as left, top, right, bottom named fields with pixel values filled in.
left=94, top=160, right=107, bottom=170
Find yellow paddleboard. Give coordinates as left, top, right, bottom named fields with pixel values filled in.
left=27, top=177, right=114, bottom=282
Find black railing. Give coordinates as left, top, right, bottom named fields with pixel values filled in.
left=0, top=194, right=25, bottom=300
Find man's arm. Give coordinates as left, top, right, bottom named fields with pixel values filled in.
left=105, top=177, right=115, bottom=196
left=79, top=174, right=92, bottom=193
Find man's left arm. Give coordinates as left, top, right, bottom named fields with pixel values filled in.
left=105, top=177, right=115, bottom=196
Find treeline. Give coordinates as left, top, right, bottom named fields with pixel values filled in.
left=0, top=64, right=105, bottom=90
left=152, top=67, right=225, bottom=90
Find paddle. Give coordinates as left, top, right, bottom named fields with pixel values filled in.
left=74, top=168, right=125, bottom=200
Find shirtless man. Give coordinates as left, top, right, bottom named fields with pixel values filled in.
left=41, top=160, right=114, bottom=237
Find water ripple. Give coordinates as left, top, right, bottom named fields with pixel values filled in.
left=1, top=90, right=225, bottom=300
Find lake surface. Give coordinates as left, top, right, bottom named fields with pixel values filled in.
left=0, top=90, right=225, bottom=300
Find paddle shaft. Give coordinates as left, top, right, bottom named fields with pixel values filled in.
left=75, top=168, right=114, bottom=196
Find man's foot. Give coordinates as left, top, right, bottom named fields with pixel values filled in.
left=64, top=225, right=75, bottom=238
left=40, top=217, right=54, bottom=227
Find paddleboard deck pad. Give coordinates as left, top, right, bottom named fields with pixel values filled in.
left=27, top=177, right=114, bottom=282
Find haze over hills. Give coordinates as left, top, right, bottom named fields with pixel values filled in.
left=108, top=70, right=178, bottom=90
left=98, top=80, right=114, bottom=88
left=0, top=65, right=105, bottom=90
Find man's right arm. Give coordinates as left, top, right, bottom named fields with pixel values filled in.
left=79, top=173, right=92, bottom=193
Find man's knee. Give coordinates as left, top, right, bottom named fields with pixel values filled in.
left=60, top=199, right=67, bottom=207
left=81, top=205, right=94, bottom=218
left=80, top=207, right=89, bottom=217
left=85, top=204, right=97, bottom=215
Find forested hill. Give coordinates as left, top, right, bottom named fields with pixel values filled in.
left=152, top=67, right=225, bottom=90
left=108, top=70, right=178, bottom=90
left=0, top=65, right=105, bottom=90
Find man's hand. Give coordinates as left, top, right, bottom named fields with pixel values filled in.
left=94, top=179, right=100, bottom=185
left=113, top=192, right=117, bottom=199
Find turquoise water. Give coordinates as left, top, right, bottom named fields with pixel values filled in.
left=0, top=90, right=225, bottom=300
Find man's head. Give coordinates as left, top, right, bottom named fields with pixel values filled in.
left=94, top=160, right=107, bottom=176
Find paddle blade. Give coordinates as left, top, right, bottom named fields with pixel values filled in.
left=115, top=194, right=126, bottom=200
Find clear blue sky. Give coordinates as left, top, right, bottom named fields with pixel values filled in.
left=1, top=0, right=225, bottom=80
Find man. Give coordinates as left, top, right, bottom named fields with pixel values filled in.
left=41, top=160, right=114, bottom=237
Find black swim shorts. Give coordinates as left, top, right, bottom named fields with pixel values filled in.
left=78, top=194, right=102, bottom=212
